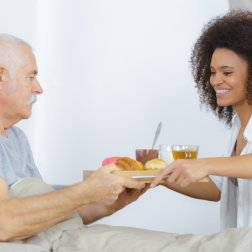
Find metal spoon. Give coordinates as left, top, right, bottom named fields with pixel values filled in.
left=151, top=122, right=162, bottom=149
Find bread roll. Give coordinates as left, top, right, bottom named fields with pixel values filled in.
left=115, top=157, right=144, bottom=171
left=144, top=158, right=166, bottom=170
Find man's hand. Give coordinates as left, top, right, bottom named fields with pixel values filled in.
left=84, top=164, right=145, bottom=206
left=78, top=184, right=149, bottom=224
left=106, top=184, right=150, bottom=215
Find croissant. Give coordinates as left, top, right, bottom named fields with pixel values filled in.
left=115, top=157, right=144, bottom=171
left=115, top=157, right=166, bottom=171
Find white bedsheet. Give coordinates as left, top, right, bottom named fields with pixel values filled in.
left=2, top=178, right=252, bottom=252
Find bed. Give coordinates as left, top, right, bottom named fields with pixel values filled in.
left=2, top=178, right=252, bottom=252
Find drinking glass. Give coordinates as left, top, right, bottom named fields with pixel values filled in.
left=159, top=144, right=173, bottom=165
left=135, top=149, right=158, bottom=165
left=172, top=145, right=199, bottom=160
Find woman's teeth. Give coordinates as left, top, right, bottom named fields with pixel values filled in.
left=216, top=90, right=231, bottom=94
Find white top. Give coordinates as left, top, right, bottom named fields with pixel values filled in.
left=211, top=114, right=252, bottom=230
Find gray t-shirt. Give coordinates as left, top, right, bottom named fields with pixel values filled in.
left=0, top=126, right=42, bottom=188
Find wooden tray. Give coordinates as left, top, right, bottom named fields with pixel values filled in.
left=83, top=170, right=210, bottom=183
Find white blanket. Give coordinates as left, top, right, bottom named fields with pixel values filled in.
left=1, top=178, right=252, bottom=252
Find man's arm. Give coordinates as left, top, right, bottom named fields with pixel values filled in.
left=0, top=180, right=91, bottom=241
left=0, top=164, right=145, bottom=241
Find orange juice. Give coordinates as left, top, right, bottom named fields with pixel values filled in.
left=172, top=149, right=198, bottom=159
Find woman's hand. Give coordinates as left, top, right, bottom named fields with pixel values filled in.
left=151, top=159, right=210, bottom=188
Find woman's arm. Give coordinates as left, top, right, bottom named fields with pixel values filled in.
left=160, top=179, right=221, bottom=202
left=206, top=154, right=252, bottom=178
left=150, top=158, right=222, bottom=201
left=151, top=154, right=252, bottom=200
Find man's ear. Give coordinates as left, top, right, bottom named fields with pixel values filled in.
left=0, top=66, right=9, bottom=91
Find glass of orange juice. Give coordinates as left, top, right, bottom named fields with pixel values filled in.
left=172, top=145, right=199, bottom=160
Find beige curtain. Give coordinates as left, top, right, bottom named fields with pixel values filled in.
left=229, top=0, right=252, bottom=11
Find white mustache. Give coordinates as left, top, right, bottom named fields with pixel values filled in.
left=27, top=94, right=37, bottom=105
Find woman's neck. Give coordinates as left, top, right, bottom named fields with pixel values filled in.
left=235, top=103, right=252, bottom=129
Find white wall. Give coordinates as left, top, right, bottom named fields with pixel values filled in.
left=0, top=0, right=230, bottom=234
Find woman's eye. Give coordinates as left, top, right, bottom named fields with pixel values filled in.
left=210, top=71, right=215, bottom=75
left=224, top=72, right=232, bottom=76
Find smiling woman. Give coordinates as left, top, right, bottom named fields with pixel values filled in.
left=151, top=11, right=252, bottom=231
left=190, top=11, right=252, bottom=126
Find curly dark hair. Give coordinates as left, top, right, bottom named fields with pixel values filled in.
left=190, top=11, right=252, bottom=126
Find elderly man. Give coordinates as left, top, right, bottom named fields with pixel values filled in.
left=0, top=34, right=147, bottom=240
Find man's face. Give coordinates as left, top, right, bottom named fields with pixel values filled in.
left=2, top=44, right=43, bottom=122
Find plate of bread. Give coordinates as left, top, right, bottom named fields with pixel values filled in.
left=113, top=157, right=209, bottom=183
left=83, top=157, right=209, bottom=183
left=113, top=157, right=167, bottom=183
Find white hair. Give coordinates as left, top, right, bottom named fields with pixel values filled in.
left=0, top=34, right=33, bottom=91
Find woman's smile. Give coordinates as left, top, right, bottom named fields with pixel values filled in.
left=215, top=88, right=231, bottom=98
